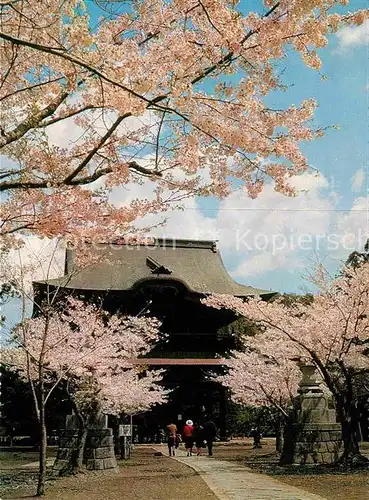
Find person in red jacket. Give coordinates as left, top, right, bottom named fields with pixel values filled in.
left=182, top=419, right=194, bottom=456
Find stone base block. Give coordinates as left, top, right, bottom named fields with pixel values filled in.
left=59, top=436, right=78, bottom=448
left=87, top=436, right=114, bottom=448
left=293, top=446, right=342, bottom=464
left=87, top=428, right=112, bottom=437
left=292, top=423, right=342, bottom=465
left=52, top=458, right=70, bottom=473
left=56, top=447, right=72, bottom=460
left=85, top=456, right=117, bottom=470
left=95, top=447, right=114, bottom=459
left=54, top=422, right=117, bottom=473
left=103, top=457, right=117, bottom=469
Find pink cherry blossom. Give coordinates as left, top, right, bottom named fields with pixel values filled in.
left=1, top=1, right=367, bottom=245
left=204, top=263, right=369, bottom=461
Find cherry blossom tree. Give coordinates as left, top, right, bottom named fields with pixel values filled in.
left=100, top=369, right=167, bottom=417
left=217, top=348, right=300, bottom=451
left=2, top=298, right=165, bottom=495
left=205, top=263, right=369, bottom=464
left=1, top=1, right=368, bottom=245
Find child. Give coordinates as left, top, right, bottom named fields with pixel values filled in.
left=175, top=432, right=182, bottom=449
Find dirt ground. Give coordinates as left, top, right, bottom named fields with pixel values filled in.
left=213, top=439, right=369, bottom=500
left=0, top=447, right=216, bottom=500
left=1, top=441, right=368, bottom=500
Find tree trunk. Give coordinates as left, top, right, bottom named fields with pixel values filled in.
left=74, top=420, right=89, bottom=472
left=59, top=412, right=89, bottom=476
left=279, top=418, right=295, bottom=465
left=112, top=415, right=120, bottom=456
left=275, top=420, right=285, bottom=453
left=336, top=401, right=367, bottom=465
left=36, top=384, right=47, bottom=496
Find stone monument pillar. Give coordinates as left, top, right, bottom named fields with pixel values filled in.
left=84, top=413, right=117, bottom=470
left=289, top=364, right=342, bottom=464
left=53, top=412, right=117, bottom=473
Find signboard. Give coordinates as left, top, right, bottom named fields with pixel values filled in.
left=177, top=414, right=182, bottom=421
left=119, top=425, right=132, bottom=437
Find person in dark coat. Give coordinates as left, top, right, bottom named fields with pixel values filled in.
left=202, top=417, right=217, bottom=456
left=192, top=422, right=205, bottom=456
left=250, top=427, right=262, bottom=448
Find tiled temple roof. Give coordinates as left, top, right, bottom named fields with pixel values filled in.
left=35, top=238, right=274, bottom=297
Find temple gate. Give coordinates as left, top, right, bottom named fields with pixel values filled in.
left=34, top=238, right=274, bottom=440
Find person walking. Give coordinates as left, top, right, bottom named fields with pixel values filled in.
left=175, top=432, right=182, bottom=450
left=250, top=427, right=262, bottom=449
left=166, top=422, right=178, bottom=456
left=202, top=417, right=217, bottom=456
left=192, top=422, right=205, bottom=456
left=183, top=419, right=194, bottom=456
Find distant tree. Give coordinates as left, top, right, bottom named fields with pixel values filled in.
left=346, top=239, right=369, bottom=269
left=0, top=365, right=72, bottom=444
left=0, top=366, right=38, bottom=443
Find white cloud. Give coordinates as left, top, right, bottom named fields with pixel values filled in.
left=212, top=173, right=335, bottom=277
left=110, top=171, right=336, bottom=280
left=6, top=168, right=368, bottom=295
left=117, top=170, right=367, bottom=286
left=0, top=238, right=65, bottom=338
left=331, top=196, right=369, bottom=259
left=231, top=252, right=304, bottom=279
left=336, top=20, right=369, bottom=50
left=2, top=237, right=65, bottom=294
left=47, top=108, right=158, bottom=149
left=351, top=168, right=366, bottom=192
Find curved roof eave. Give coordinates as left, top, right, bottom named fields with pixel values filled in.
left=32, top=239, right=276, bottom=298
left=33, top=276, right=274, bottom=298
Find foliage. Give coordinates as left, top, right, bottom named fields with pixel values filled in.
left=0, top=364, right=71, bottom=441
left=0, top=365, right=39, bottom=439
left=3, top=297, right=167, bottom=417
left=346, top=238, right=369, bottom=269
left=225, top=402, right=277, bottom=437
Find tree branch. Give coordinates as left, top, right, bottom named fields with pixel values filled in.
left=62, top=113, right=131, bottom=184
left=0, top=76, right=64, bottom=103
left=0, top=90, right=69, bottom=149
left=191, top=2, right=280, bottom=85
left=127, top=160, right=162, bottom=178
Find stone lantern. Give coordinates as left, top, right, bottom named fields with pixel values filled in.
left=287, top=363, right=342, bottom=464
